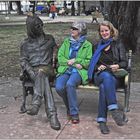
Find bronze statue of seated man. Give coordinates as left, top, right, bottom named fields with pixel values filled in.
left=19, top=13, right=60, bottom=130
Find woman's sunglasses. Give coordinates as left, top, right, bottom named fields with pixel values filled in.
left=71, top=27, right=79, bottom=30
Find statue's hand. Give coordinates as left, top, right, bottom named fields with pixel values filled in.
left=28, top=70, right=36, bottom=81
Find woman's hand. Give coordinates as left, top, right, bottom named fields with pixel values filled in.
left=98, top=65, right=107, bottom=71
left=75, top=64, right=83, bottom=69
left=67, top=58, right=75, bottom=65
left=110, top=64, right=119, bottom=72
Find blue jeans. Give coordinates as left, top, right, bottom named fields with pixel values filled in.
left=55, top=72, right=82, bottom=115
left=94, top=71, right=118, bottom=123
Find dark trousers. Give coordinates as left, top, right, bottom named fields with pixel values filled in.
left=52, top=12, right=55, bottom=19
left=33, top=70, right=57, bottom=117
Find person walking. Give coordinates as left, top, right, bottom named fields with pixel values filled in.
left=91, top=8, right=99, bottom=23
left=50, top=3, right=57, bottom=19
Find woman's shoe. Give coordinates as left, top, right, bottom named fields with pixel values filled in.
left=67, top=113, right=72, bottom=120
left=99, top=122, right=110, bottom=134
left=111, top=109, right=126, bottom=126
left=71, top=114, right=80, bottom=124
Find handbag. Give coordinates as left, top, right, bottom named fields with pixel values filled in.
left=113, top=69, right=128, bottom=78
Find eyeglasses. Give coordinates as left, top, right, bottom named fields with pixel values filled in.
left=71, top=27, right=79, bottom=30
left=35, top=23, right=43, bottom=29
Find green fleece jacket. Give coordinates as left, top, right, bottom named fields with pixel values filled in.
left=57, top=38, right=93, bottom=85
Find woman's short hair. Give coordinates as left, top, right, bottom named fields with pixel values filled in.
left=71, top=21, right=87, bottom=36
left=98, top=20, right=119, bottom=40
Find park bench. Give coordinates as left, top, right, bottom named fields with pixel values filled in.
left=19, top=50, right=132, bottom=114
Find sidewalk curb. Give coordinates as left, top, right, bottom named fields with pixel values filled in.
left=0, top=15, right=93, bottom=26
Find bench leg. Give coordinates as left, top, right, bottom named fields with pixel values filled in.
left=124, top=84, right=130, bottom=112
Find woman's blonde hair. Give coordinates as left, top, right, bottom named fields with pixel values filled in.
left=98, top=20, right=119, bottom=40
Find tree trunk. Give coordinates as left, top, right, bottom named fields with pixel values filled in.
left=30, top=1, right=36, bottom=14
left=64, top=1, right=67, bottom=9
left=71, top=1, right=75, bottom=16
left=77, top=1, right=80, bottom=16
left=82, top=1, right=85, bottom=14
left=63, top=1, right=68, bottom=15
left=16, top=1, right=22, bottom=15
left=9, top=2, right=13, bottom=11
left=104, top=1, right=139, bottom=52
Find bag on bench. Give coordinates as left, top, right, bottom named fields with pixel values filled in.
left=113, top=69, right=128, bottom=78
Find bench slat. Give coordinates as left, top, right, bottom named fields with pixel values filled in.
left=78, top=85, right=99, bottom=90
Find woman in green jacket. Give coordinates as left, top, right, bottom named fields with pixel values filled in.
left=55, top=21, right=92, bottom=124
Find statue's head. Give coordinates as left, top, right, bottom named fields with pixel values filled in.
left=26, top=14, right=44, bottom=38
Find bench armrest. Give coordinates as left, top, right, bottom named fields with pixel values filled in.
left=127, top=50, right=132, bottom=72
left=124, top=50, right=132, bottom=86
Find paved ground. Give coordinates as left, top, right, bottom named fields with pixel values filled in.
left=0, top=77, right=140, bottom=139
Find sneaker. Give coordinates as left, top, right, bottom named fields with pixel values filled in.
left=99, top=122, right=110, bottom=134
left=111, top=109, right=126, bottom=126
left=71, top=114, right=80, bottom=124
